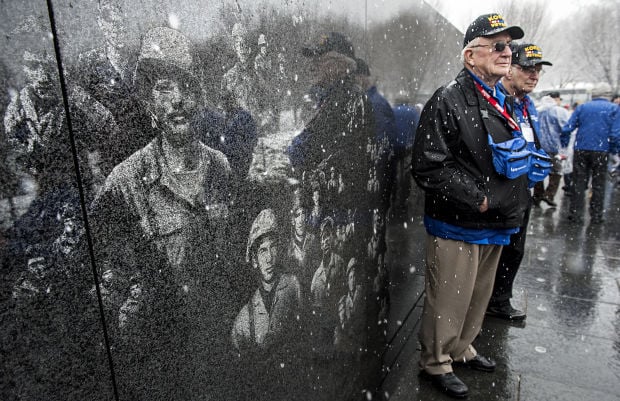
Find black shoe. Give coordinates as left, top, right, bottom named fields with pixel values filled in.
left=420, top=371, right=469, bottom=399
left=486, top=303, right=526, bottom=321
left=453, top=354, right=496, bottom=372
left=542, top=196, right=557, bottom=207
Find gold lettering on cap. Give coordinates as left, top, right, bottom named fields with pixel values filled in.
left=487, top=14, right=507, bottom=28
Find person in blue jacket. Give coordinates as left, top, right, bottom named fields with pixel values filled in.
left=561, top=84, right=620, bottom=224
left=534, top=92, right=570, bottom=206
left=487, top=42, right=552, bottom=322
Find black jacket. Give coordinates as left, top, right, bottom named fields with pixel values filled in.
left=412, top=69, right=529, bottom=229
left=288, top=77, right=379, bottom=223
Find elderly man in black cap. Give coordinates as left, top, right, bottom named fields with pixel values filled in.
left=485, top=43, right=553, bottom=322
left=412, top=14, right=529, bottom=398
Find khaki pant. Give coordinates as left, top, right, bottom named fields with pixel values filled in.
left=419, top=235, right=503, bottom=375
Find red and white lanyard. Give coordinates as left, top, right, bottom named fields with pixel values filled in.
left=474, top=81, right=520, bottom=132
left=520, top=98, right=529, bottom=120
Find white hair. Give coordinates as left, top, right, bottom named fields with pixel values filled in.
left=460, top=37, right=480, bottom=64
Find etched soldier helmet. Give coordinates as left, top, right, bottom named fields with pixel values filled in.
left=134, top=26, right=197, bottom=95
left=246, top=209, right=279, bottom=263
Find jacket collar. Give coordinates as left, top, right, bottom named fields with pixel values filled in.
left=253, top=273, right=291, bottom=308
left=143, top=136, right=210, bottom=209
left=455, top=69, right=481, bottom=107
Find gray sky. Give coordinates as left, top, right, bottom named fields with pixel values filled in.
left=334, top=0, right=587, bottom=29
left=422, top=0, right=584, bottom=31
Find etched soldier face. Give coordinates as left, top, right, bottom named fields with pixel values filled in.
left=312, top=190, right=320, bottom=206
left=347, top=266, right=356, bottom=293
left=149, top=76, right=198, bottom=147
left=254, top=236, right=278, bottom=283
left=27, top=257, right=46, bottom=276
left=320, top=226, right=334, bottom=254
left=292, top=207, right=307, bottom=237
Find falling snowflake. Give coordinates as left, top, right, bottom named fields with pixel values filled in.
left=534, top=346, right=546, bottom=353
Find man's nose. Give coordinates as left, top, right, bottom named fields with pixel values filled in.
left=170, top=86, right=185, bottom=105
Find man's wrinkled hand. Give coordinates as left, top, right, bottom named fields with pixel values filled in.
left=479, top=196, right=488, bottom=213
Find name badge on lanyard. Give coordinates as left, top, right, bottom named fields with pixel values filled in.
left=520, top=122, right=534, bottom=143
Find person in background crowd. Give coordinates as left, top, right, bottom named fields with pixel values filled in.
left=412, top=13, right=528, bottom=399
left=222, top=23, right=262, bottom=124
left=4, top=50, right=62, bottom=178
left=70, top=0, right=150, bottom=199
left=2, top=49, right=78, bottom=281
left=254, top=33, right=278, bottom=133
left=1, top=48, right=109, bottom=399
left=335, top=257, right=365, bottom=353
left=561, top=83, right=620, bottom=224
left=90, top=27, right=232, bottom=399
left=286, top=187, right=319, bottom=297
left=391, top=97, right=420, bottom=217
left=611, top=94, right=620, bottom=105
left=310, top=216, right=346, bottom=355
left=487, top=42, right=552, bottom=322
left=535, top=91, right=570, bottom=207
left=254, top=34, right=272, bottom=88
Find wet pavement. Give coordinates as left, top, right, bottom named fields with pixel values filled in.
left=380, top=181, right=620, bottom=401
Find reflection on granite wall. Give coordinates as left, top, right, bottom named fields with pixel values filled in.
left=1, top=1, right=460, bottom=399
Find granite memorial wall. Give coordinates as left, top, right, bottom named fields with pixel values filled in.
left=0, top=0, right=414, bottom=399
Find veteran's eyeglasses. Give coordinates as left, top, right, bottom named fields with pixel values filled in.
left=514, top=64, right=545, bottom=76
left=469, top=41, right=510, bottom=53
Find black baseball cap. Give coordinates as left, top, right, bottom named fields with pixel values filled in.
left=302, top=32, right=355, bottom=58
left=511, top=43, right=553, bottom=67
left=547, top=91, right=561, bottom=99
left=463, top=13, right=524, bottom=48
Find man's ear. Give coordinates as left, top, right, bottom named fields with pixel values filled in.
left=505, top=66, right=514, bottom=80
left=464, top=49, right=475, bottom=66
